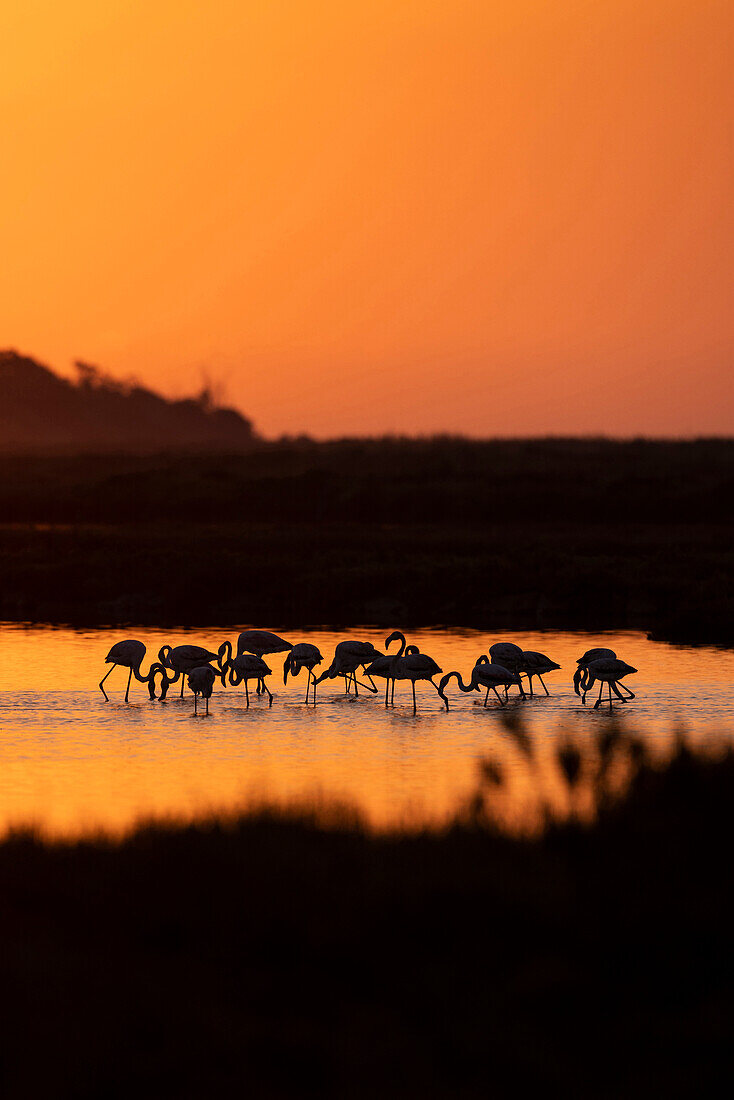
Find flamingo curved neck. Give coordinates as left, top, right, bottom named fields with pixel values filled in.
left=387, top=632, right=406, bottom=674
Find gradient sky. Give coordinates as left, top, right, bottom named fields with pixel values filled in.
left=1, top=1, right=732, bottom=438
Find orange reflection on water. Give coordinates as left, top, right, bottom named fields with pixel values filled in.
left=1, top=625, right=733, bottom=837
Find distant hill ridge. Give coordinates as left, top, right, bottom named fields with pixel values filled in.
left=0, top=350, right=257, bottom=452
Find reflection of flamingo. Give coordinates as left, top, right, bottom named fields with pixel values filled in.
left=99, top=639, right=166, bottom=702
left=229, top=654, right=273, bottom=707
left=489, top=642, right=527, bottom=699
left=283, top=643, right=323, bottom=704
left=439, top=661, right=522, bottom=710
left=313, top=640, right=381, bottom=697
left=520, top=651, right=561, bottom=696
left=158, top=644, right=220, bottom=698
left=581, top=658, right=637, bottom=710
left=365, top=632, right=419, bottom=705
left=388, top=632, right=442, bottom=715
left=188, top=665, right=216, bottom=716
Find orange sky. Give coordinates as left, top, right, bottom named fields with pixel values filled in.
left=1, top=1, right=732, bottom=438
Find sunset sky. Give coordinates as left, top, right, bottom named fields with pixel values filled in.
left=1, top=1, right=732, bottom=438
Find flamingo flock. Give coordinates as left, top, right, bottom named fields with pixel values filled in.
left=99, top=631, right=638, bottom=715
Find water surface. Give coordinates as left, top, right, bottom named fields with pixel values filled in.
left=1, top=625, right=732, bottom=835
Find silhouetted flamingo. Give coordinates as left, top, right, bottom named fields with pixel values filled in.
left=99, top=639, right=167, bottom=702
left=313, top=640, right=382, bottom=697
left=364, top=632, right=419, bottom=705
left=188, top=665, right=216, bottom=716
left=388, top=632, right=442, bottom=714
left=159, top=644, right=220, bottom=698
left=438, top=661, right=522, bottom=710
left=520, top=651, right=561, bottom=696
left=573, top=647, right=617, bottom=695
left=283, top=643, right=323, bottom=704
left=489, top=642, right=527, bottom=699
left=234, top=630, right=293, bottom=695
left=580, top=658, right=638, bottom=710
left=229, top=654, right=273, bottom=707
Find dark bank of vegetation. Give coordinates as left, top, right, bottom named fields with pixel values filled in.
left=0, top=727, right=731, bottom=1097
left=0, top=437, right=732, bottom=642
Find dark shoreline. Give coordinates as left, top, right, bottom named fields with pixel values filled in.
left=1, top=519, right=731, bottom=646
left=1, top=439, right=732, bottom=645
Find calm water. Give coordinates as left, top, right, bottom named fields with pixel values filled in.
left=1, top=624, right=732, bottom=836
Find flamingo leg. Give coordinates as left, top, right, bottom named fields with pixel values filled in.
left=99, top=664, right=115, bottom=701
left=354, top=674, right=359, bottom=698
left=593, top=681, right=605, bottom=709
left=539, top=674, right=550, bottom=696
left=363, top=666, right=377, bottom=691
left=245, top=679, right=250, bottom=709
left=305, top=671, right=311, bottom=705
left=527, top=674, right=534, bottom=697
left=611, top=681, right=626, bottom=703
left=264, top=680, right=273, bottom=706
left=205, top=696, right=209, bottom=716
left=411, top=680, right=417, bottom=715
left=385, top=679, right=390, bottom=706
left=494, top=687, right=506, bottom=706
left=484, top=686, right=490, bottom=707
left=125, top=666, right=133, bottom=703
left=180, top=676, right=185, bottom=698
left=391, top=677, right=396, bottom=705
left=194, top=693, right=198, bottom=716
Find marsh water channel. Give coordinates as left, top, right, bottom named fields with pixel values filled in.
left=1, top=625, right=732, bottom=836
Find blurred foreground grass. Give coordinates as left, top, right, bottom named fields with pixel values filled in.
left=0, top=726, right=732, bottom=1097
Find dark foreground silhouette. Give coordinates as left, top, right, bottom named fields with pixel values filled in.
left=1, top=727, right=731, bottom=1097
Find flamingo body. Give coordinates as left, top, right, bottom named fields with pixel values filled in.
left=574, top=647, right=617, bottom=695
left=313, top=640, right=382, bottom=697
left=488, top=643, right=527, bottom=699
left=229, top=654, right=273, bottom=707
left=581, top=658, right=638, bottom=709
left=99, top=638, right=166, bottom=702
left=520, top=650, right=561, bottom=696
left=284, top=643, right=323, bottom=704
left=439, top=662, right=520, bottom=710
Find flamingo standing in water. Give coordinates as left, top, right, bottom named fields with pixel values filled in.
left=489, top=642, right=527, bottom=700
left=387, top=632, right=443, bottom=715
left=365, top=633, right=421, bottom=706
left=283, top=643, right=323, bottom=704
left=519, top=651, right=561, bottom=696
left=313, top=640, right=382, bottom=697
left=573, top=647, right=616, bottom=695
left=233, top=630, right=293, bottom=695
left=581, top=658, right=638, bottom=710
left=158, top=644, right=220, bottom=698
left=439, top=660, right=522, bottom=710
left=228, top=654, right=273, bottom=707
left=99, top=639, right=167, bottom=702
left=188, top=665, right=216, bottom=716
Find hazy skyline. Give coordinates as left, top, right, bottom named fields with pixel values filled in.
left=2, top=1, right=732, bottom=438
